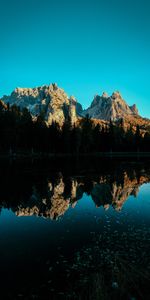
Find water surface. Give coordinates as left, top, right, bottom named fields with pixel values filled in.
left=0, top=159, right=150, bottom=299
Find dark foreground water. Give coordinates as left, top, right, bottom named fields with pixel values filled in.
left=0, top=159, right=150, bottom=300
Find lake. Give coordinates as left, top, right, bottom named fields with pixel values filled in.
left=0, top=158, right=150, bottom=299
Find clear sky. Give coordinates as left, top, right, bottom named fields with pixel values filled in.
left=0, top=0, right=150, bottom=117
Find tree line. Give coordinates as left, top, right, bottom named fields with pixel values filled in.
left=0, top=102, right=150, bottom=155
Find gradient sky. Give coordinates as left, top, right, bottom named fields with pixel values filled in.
left=0, top=0, right=150, bottom=117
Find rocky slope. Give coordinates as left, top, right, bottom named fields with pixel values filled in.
left=1, top=83, right=81, bottom=126
left=82, top=91, right=139, bottom=121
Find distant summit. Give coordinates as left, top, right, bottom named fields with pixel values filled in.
left=1, top=83, right=81, bottom=126
left=82, top=91, right=139, bottom=121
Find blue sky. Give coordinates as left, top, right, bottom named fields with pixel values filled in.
left=0, top=0, right=150, bottom=117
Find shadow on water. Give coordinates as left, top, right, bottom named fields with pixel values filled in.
left=0, top=158, right=150, bottom=299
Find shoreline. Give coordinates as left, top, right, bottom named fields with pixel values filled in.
left=0, top=151, right=150, bottom=159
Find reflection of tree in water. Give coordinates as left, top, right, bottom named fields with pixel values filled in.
left=0, top=163, right=150, bottom=219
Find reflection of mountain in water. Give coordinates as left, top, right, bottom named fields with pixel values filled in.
left=15, top=178, right=84, bottom=220
left=2, top=167, right=148, bottom=220
left=91, top=173, right=149, bottom=211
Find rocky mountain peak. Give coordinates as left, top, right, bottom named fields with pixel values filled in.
left=111, top=91, right=122, bottom=100
left=102, top=92, right=109, bottom=98
left=1, top=83, right=81, bottom=126
left=129, top=104, right=138, bottom=115
left=0, top=84, right=143, bottom=125
left=82, top=90, right=139, bottom=121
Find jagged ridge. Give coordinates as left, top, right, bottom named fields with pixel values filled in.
left=1, top=84, right=149, bottom=128
left=82, top=91, right=139, bottom=121
left=1, top=83, right=81, bottom=126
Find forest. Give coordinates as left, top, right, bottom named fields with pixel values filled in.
left=0, top=102, right=150, bottom=155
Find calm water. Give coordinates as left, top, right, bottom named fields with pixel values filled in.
left=0, top=159, right=150, bottom=299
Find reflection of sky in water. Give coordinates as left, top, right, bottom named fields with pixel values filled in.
left=0, top=182, right=150, bottom=235
left=123, top=183, right=150, bottom=222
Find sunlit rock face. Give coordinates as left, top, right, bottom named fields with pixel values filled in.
left=82, top=91, right=139, bottom=121
left=2, top=83, right=80, bottom=126
left=129, top=104, right=138, bottom=115
left=68, top=96, right=78, bottom=125
left=2, top=84, right=150, bottom=130
left=0, top=100, right=7, bottom=110
left=13, top=170, right=150, bottom=220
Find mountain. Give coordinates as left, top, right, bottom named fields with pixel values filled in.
left=82, top=91, right=139, bottom=121
left=1, top=83, right=82, bottom=126
left=1, top=84, right=150, bottom=129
